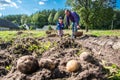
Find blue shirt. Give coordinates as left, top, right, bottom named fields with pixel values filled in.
left=56, top=22, right=64, bottom=30
left=66, top=12, right=80, bottom=26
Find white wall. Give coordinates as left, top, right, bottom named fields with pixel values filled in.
left=0, top=27, right=9, bottom=31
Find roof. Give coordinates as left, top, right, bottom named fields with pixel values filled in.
left=0, top=18, right=19, bottom=29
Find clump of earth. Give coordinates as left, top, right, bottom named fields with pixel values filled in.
left=0, top=34, right=120, bottom=80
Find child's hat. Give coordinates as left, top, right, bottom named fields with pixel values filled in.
left=59, top=16, right=63, bottom=19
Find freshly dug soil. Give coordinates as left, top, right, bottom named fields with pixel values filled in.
left=77, top=35, right=120, bottom=67
left=0, top=35, right=120, bottom=80
left=0, top=50, right=13, bottom=77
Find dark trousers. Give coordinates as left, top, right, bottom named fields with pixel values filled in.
left=72, top=22, right=78, bottom=38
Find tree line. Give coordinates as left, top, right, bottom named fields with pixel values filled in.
left=0, top=0, right=120, bottom=30
left=66, top=0, right=120, bottom=31
left=0, top=9, right=66, bottom=30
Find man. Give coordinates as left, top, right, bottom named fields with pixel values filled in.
left=65, top=10, right=80, bottom=38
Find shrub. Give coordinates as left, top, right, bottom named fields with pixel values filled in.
left=48, top=25, right=53, bottom=30
left=19, top=25, right=26, bottom=30
left=30, top=26, right=36, bottom=30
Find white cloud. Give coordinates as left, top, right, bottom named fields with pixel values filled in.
left=0, top=13, right=2, bottom=17
left=39, top=1, right=45, bottom=5
left=0, top=7, right=5, bottom=10
left=17, top=0, right=22, bottom=4
left=11, top=2, right=18, bottom=8
left=0, top=0, right=18, bottom=10
left=38, top=0, right=48, bottom=5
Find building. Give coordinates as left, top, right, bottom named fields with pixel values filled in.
left=0, top=18, right=19, bottom=30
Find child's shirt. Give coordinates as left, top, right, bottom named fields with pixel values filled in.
left=56, top=22, right=64, bottom=30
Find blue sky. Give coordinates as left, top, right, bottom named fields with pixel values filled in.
left=116, top=0, right=120, bottom=9
left=0, top=0, right=67, bottom=16
left=0, top=0, right=120, bottom=17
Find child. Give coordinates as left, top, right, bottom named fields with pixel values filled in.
left=56, top=17, right=64, bottom=37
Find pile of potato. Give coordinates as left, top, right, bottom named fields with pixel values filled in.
left=17, top=52, right=92, bottom=74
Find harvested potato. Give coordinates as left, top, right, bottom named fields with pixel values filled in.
left=17, top=56, right=39, bottom=74
left=80, top=52, right=92, bottom=62
left=66, top=60, right=80, bottom=72
left=39, top=59, right=55, bottom=70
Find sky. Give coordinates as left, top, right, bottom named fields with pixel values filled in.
left=0, top=0, right=67, bottom=16
left=116, top=0, right=120, bottom=9
left=0, top=0, right=120, bottom=17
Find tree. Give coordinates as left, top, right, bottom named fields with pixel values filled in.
left=66, top=0, right=115, bottom=32
left=48, top=13, right=54, bottom=24
left=53, top=10, right=64, bottom=24
left=2, top=15, right=23, bottom=25
left=19, top=25, right=26, bottom=30
left=21, top=15, right=31, bottom=25
left=39, top=9, right=52, bottom=25
left=113, top=10, right=120, bottom=29
left=31, top=13, right=47, bottom=28
left=63, top=15, right=68, bottom=29
left=48, top=9, right=56, bottom=24
left=53, top=11, right=59, bottom=24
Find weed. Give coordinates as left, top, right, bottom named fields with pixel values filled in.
left=104, top=64, right=120, bottom=80
left=5, top=65, right=12, bottom=71
left=39, top=41, right=52, bottom=53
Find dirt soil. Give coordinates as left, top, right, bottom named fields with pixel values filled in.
left=0, top=35, right=120, bottom=80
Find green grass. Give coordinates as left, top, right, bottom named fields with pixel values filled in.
left=64, top=30, right=120, bottom=37
left=0, top=30, right=119, bottom=42
left=84, top=30, right=120, bottom=36
left=0, top=30, right=46, bottom=42
left=0, top=31, right=17, bottom=42
left=104, top=64, right=120, bottom=80
left=24, top=30, right=46, bottom=37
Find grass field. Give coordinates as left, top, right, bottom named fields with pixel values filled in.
left=84, top=30, right=120, bottom=36
left=0, top=31, right=46, bottom=42
left=64, top=30, right=120, bottom=36
left=0, top=30, right=119, bottom=42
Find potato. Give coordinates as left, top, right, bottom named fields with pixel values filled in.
left=80, top=52, right=92, bottom=62
left=66, top=60, right=79, bottom=72
left=39, top=59, right=55, bottom=70
left=17, top=56, right=39, bottom=74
